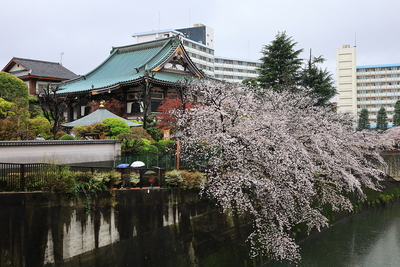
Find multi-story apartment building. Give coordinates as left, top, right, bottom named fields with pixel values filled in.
left=214, top=56, right=259, bottom=82
left=132, top=24, right=260, bottom=83
left=336, top=45, right=400, bottom=127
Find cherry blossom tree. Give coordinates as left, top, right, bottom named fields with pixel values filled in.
left=175, top=80, right=386, bottom=262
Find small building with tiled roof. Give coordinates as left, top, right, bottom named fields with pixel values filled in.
left=54, top=36, right=205, bottom=123
left=2, top=57, right=78, bottom=95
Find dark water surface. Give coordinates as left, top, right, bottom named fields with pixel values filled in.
left=267, top=202, right=400, bottom=267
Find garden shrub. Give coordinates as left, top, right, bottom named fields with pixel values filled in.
left=92, top=122, right=109, bottom=134
left=103, top=118, right=130, bottom=136
left=155, top=140, right=175, bottom=154
left=164, top=170, right=205, bottom=189
left=29, top=117, right=52, bottom=139
left=130, top=126, right=154, bottom=142
left=116, top=133, right=145, bottom=156
left=54, top=131, right=67, bottom=140
left=60, top=134, right=75, bottom=140
left=71, top=126, right=87, bottom=139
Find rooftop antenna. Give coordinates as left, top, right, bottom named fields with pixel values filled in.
left=60, top=52, right=64, bottom=65
left=354, top=32, right=357, bottom=47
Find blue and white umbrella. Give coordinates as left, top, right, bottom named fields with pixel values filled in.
left=116, top=163, right=130, bottom=168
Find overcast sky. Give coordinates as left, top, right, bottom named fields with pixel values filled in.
left=1, top=0, right=400, bottom=80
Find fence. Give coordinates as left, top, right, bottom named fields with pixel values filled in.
left=0, top=163, right=141, bottom=191
left=114, top=153, right=209, bottom=170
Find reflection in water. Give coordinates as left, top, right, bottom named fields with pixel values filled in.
left=267, top=202, right=400, bottom=267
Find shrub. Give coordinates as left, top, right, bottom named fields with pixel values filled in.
left=164, top=170, right=205, bottom=189
left=40, top=165, right=76, bottom=194
left=29, top=117, right=52, bottom=139
left=130, top=126, right=154, bottom=142
left=116, top=133, right=144, bottom=156
left=92, top=122, right=109, bottom=134
left=155, top=140, right=176, bottom=154
left=136, top=138, right=159, bottom=155
left=103, top=118, right=130, bottom=136
left=71, top=126, right=87, bottom=139
left=54, top=131, right=66, bottom=140
left=164, top=170, right=183, bottom=187
left=130, top=172, right=140, bottom=184
left=60, top=134, right=75, bottom=140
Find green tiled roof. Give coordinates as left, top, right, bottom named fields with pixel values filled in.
left=62, top=107, right=142, bottom=127
left=56, top=36, right=202, bottom=94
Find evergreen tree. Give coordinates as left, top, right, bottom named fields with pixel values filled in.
left=376, top=107, right=388, bottom=131
left=358, top=108, right=370, bottom=130
left=257, top=32, right=303, bottom=92
left=256, top=33, right=336, bottom=106
left=301, top=51, right=337, bottom=106
left=0, top=71, right=29, bottom=102
left=392, top=100, right=400, bottom=127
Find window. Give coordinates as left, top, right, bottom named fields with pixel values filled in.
left=151, top=92, right=163, bottom=99
left=151, top=101, right=161, bottom=113
left=130, top=102, right=141, bottom=113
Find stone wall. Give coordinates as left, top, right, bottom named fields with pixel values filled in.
left=382, top=151, right=400, bottom=180
left=0, top=189, right=258, bottom=267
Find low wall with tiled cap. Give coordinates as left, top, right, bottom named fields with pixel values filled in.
left=0, top=140, right=121, bottom=164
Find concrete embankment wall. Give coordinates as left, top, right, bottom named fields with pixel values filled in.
left=0, top=189, right=256, bottom=267
left=0, top=140, right=121, bottom=164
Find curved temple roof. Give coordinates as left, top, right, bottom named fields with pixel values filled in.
left=62, top=106, right=142, bottom=128
left=56, top=36, right=204, bottom=94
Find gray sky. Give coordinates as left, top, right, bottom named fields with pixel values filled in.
left=1, top=0, right=400, bottom=80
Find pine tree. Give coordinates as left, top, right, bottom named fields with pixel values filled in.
left=358, top=108, right=370, bottom=130
left=376, top=107, right=388, bottom=131
left=256, top=33, right=336, bottom=106
left=392, top=100, right=400, bottom=127
left=257, top=32, right=303, bottom=92
left=301, top=51, right=337, bottom=106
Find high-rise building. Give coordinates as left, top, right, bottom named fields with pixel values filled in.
left=132, top=24, right=260, bottom=83
left=336, top=45, right=400, bottom=127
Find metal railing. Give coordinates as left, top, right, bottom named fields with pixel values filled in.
left=0, top=163, right=115, bottom=191
left=0, top=162, right=170, bottom=191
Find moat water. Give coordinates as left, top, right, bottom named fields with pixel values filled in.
left=267, top=202, right=400, bottom=267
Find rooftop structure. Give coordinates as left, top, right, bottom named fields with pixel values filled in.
left=62, top=104, right=141, bottom=128
left=336, top=45, right=400, bottom=127
left=2, top=57, right=78, bottom=95
left=132, top=24, right=261, bottom=83
left=54, top=36, right=204, bottom=122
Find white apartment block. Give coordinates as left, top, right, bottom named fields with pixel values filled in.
left=132, top=24, right=260, bottom=83
left=337, top=45, right=400, bottom=127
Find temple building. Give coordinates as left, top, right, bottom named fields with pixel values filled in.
left=55, top=36, right=205, bottom=123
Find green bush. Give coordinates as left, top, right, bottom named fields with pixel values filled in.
left=71, top=126, right=87, bottom=139
left=29, top=117, right=52, bottom=139
left=103, top=118, right=130, bottom=136
left=116, top=133, right=145, bottom=156
left=155, top=140, right=175, bottom=154
left=54, top=131, right=66, bottom=140
left=130, top=126, right=154, bottom=142
left=92, top=122, right=109, bottom=134
left=60, top=134, right=75, bottom=140
left=164, top=170, right=205, bottom=189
